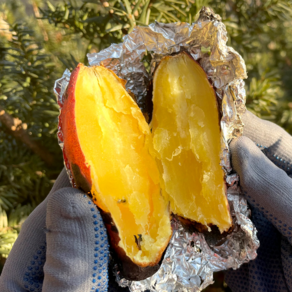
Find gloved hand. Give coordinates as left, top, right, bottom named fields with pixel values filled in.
left=0, top=168, right=128, bottom=292
left=225, top=110, right=292, bottom=292
left=2, top=111, right=292, bottom=292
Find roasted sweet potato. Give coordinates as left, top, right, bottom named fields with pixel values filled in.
left=151, top=52, right=232, bottom=233
left=60, top=64, right=172, bottom=280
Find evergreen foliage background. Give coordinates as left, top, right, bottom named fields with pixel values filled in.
left=0, top=0, right=292, bottom=289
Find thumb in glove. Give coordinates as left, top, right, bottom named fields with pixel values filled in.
left=225, top=110, right=292, bottom=292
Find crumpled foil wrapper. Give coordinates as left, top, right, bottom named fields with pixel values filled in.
left=114, top=185, right=259, bottom=292
left=54, top=6, right=259, bottom=291
left=54, top=68, right=76, bottom=187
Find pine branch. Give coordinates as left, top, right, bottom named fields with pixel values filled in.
left=0, top=106, right=55, bottom=166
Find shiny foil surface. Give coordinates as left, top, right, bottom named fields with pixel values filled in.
left=54, top=7, right=259, bottom=291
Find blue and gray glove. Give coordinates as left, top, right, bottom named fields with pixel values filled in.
left=2, top=110, right=292, bottom=292
left=225, top=110, right=292, bottom=292
left=0, top=169, right=128, bottom=292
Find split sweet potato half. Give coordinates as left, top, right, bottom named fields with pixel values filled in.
left=60, top=64, right=172, bottom=280
left=151, top=52, right=232, bottom=233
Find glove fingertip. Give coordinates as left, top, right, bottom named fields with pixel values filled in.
left=49, top=168, right=72, bottom=195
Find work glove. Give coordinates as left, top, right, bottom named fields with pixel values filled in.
left=0, top=168, right=129, bottom=292
left=225, top=110, right=292, bottom=292
left=2, top=110, right=291, bottom=292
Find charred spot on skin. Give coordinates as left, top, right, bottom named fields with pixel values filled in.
left=110, top=224, right=118, bottom=233
left=140, top=81, right=153, bottom=123
left=71, top=163, right=91, bottom=193
left=202, top=225, right=235, bottom=246
left=177, top=215, right=209, bottom=233
left=178, top=215, right=233, bottom=243
left=134, top=234, right=143, bottom=250
left=63, top=89, right=69, bottom=101
left=100, top=211, right=119, bottom=233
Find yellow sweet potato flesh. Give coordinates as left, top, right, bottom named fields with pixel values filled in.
left=151, top=53, right=232, bottom=233
left=74, top=65, right=171, bottom=265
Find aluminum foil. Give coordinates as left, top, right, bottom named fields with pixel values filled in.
left=87, top=6, right=246, bottom=173
left=115, top=188, right=258, bottom=292
left=54, top=68, right=75, bottom=187
left=54, top=6, right=259, bottom=291
left=112, top=178, right=259, bottom=292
